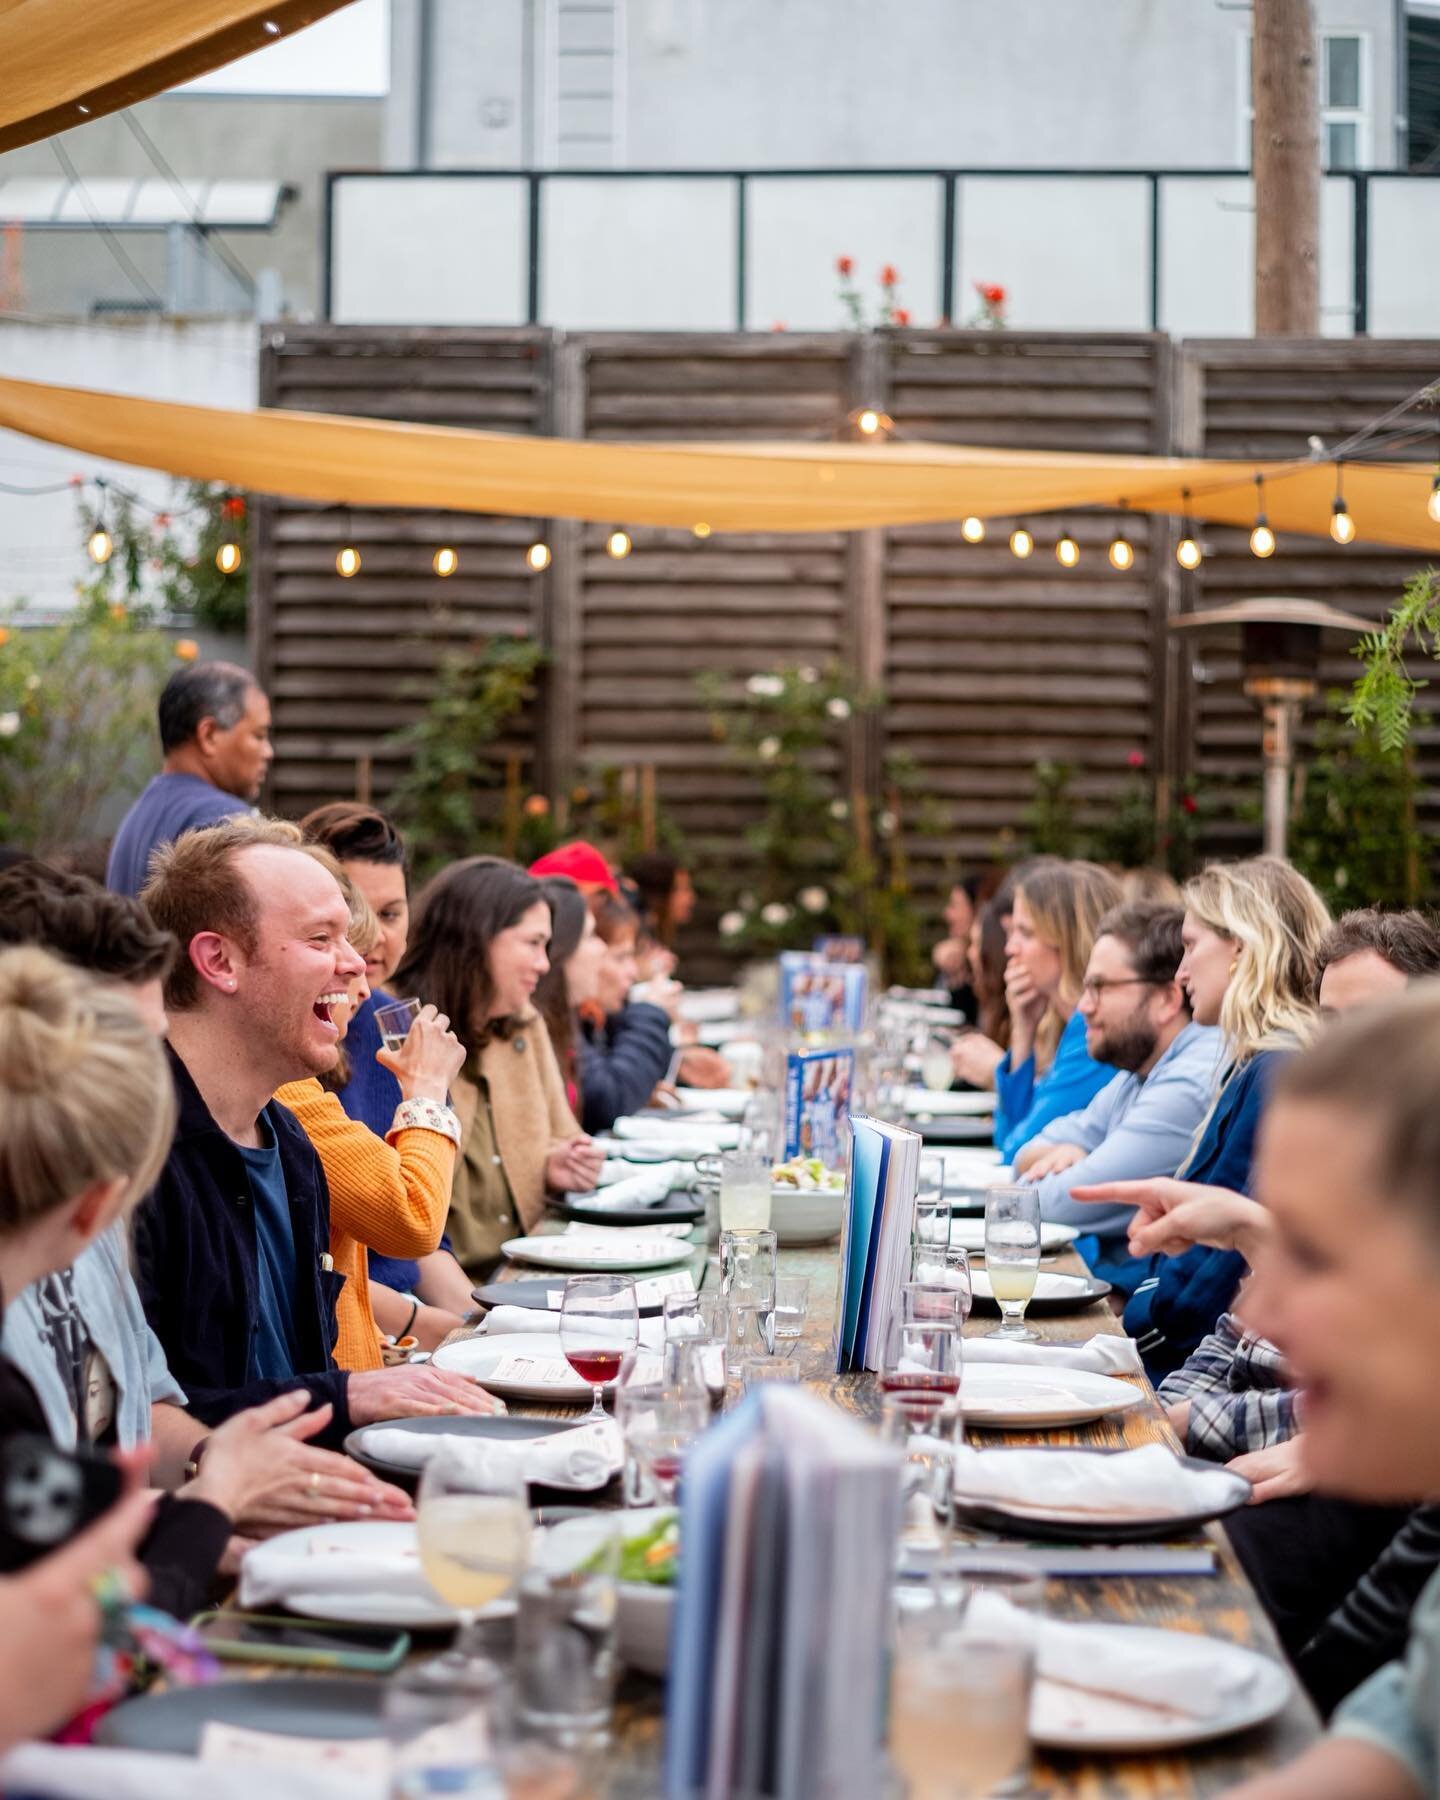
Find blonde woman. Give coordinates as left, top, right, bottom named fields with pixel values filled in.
left=1077, top=856, right=1329, bottom=1378
left=993, top=859, right=1124, bottom=1162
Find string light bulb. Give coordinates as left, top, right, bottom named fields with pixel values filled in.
left=1249, top=474, right=1276, bottom=559
left=433, top=546, right=459, bottom=577
left=1055, top=528, right=1080, bottom=568
left=692, top=522, right=711, bottom=539
left=1329, top=468, right=1355, bottom=546
left=606, top=529, right=632, bottom=560
left=856, top=408, right=880, bottom=436
left=526, top=541, right=551, bottom=572
left=960, top=515, right=985, bottom=543
left=87, top=526, right=113, bottom=565
left=1108, top=530, right=1135, bottom=572
left=1428, top=475, right=1440, bottom=525
left=1176, top=489, right=1202, bottom=570
left=215, top=540, right=243, bottom=576
left=1009, top=523, right=1034, bottom=559
left=336, top=544, right=361, bottom=578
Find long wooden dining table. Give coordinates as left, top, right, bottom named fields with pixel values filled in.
left=456, top=1216, right=1321, bottom=1797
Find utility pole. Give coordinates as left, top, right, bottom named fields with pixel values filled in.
left=1253, top=0, right=1321, bottom=335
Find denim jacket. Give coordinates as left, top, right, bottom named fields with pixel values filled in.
left=132, top=1045, right=351, bottom=1442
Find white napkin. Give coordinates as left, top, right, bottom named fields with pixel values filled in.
left=360, top=1419, right=624, bottom=1489
left=961, top=1335, right=1143, bottom=1376
left=951, top=1441, right=1240, bottom=1518
left=612, top=1116, right=741, bottom=1150
left=0, top=1745, right=373, bottom=1800
left=573, top=1162, right=686, bottom=1208
left=478, top=1305, right=665, bottom=1351
left=962, top=1592, right=1258, bottom=1720
left=668, top=1088, right=753, bottom=1119
left=239, top=1536, right=428, bottom=1610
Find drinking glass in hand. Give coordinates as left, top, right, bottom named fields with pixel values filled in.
left=983, top=1185, right=1042, bottom=1343
left=417, top=1447, right=531, bottom=1692
left=559, top=1275, right=639, bottom=1418
left=374, top=996, right=422, bottom=1054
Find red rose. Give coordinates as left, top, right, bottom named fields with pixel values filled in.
left=1182, top=795, right=1198, bottom=815
left=880, top=264, right=899, bottom=287
left=987, top=284, right=1006, bottom=305
left=1127, top=749, right=1145, bottom=770
left=222, top=495, right=247, bottom=519
left=893, top=307, right=911, bottom=326
left=836, top=254, right=854, bottom=277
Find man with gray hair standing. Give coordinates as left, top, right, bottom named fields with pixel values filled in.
left=106, top=661, right=273, bottom=896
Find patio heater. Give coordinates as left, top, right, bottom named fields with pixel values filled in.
left=1169, top=597, right=1371, bottom=860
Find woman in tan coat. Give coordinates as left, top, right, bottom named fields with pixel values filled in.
left=393, top=857, right=605, bottom=1276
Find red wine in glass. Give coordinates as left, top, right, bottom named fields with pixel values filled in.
left=565, top=1348, right=624, bottom=1386
left=879, top=1369, right=961, bottom=1424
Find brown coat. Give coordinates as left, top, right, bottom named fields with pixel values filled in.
left=447, top=1007, right=582, bottom=1275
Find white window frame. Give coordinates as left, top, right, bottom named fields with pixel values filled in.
left=1237, top=30, right=1372, bottom=169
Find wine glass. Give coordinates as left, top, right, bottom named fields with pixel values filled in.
left=984, top=1185, right=1042, bottom=1343
left=416, top=1447, right=531, bottom=1691
left=559, top=1275, right=639, bottom=1418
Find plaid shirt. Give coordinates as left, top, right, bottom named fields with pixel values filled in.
left=1157, top=1312, right=1298, bottom=1461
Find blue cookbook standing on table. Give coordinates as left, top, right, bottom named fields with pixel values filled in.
left=779, top=952, right=868, bottom=1036
left=833, top=1113, right=922, bottom=1374
left=782, top=1045, right=855, bottom=1168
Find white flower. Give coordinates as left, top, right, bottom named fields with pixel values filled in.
left=757, top=735, right=781, bottom=761
left=877, top=808, right=898, bottom=836
left=761, top=902, right=792, bottom=927
left=0, top=712, right=19, bottom=738
left=746, top=673, right=784, bottom=698
left=719, top=910, right=747, bottom=938
left=825, top=696, right=851, bottom=720
left=829, top=798, right=849, bottom=821
left=799, top=886, right=829, bottom=914
left=798, top=665, right=820, bottom=684
left=23, top=674, right=40, bottom=693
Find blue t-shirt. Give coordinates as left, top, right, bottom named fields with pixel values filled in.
left=335, top=990, right=423, bottom=1295
left=106, top=772, right=247, bottom=896
left=237, top=1119, right=302, bottom=1381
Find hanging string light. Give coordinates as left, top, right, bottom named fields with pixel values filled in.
left=336, top=544, right=361, bottom=578
left=606, top=529, right=632, bottom=560
left=692, top=522, right=712, bottom=539
left=1108, top=503, right=1135, bottom=571
left=1176, top=488, right=1202, bottom=570
left=960, top=516, right=985, bottom=543
left=1249, top=474, right=1276, bottom=559
left=87, top=476, right=112, bottom=564
left=849, top=406, right=893, bottom=439
left=215, top=540, right=242, bottom=576
left=1329, top=464, right=1355, bottom=546
left=433, top=546, right=459, bottom=577
left=1008, top=522, right=1034, bottom=559
left=1055, top=526, right=1079, bottom=568
left=526, top=541, right=552, bottom=572
left=1428, top=474, right=1440, bottom=526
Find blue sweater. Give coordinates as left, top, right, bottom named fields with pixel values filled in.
left=1124, top=1046, right=1291, bottom=1380
left=993, top=1009, right=1117, bottom=1165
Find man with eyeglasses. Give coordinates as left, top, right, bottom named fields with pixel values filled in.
left=1009, top=900, right=1222, bottom=1291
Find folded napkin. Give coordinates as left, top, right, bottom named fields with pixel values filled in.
left=360, top=1419, right=624, bottom=1489
left=478, top=1305, right=665, bottom=1351
left=240, top=1535, right=428, bottom=1610
left=573, top=1162, right=686, bottom=1208
left=961, top=1335, right=1143, bottom=1376
left=0, top=1746, right=374, bottom=1800
left=961, top=1591, right=1258, bottom=1720
left=951, top=1441, right=1240, bottom=1519
left=668, top=1087, right=753, bottom=1119
left=612, top=1117, right=741, bottom=1150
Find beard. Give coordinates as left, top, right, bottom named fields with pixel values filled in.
left=1090, top=1015, right=1160, bottom=1074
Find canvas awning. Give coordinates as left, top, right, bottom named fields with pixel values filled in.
left=0, top=1, right=355, bottom=153
left=0, top=371, right=1437, bottom=550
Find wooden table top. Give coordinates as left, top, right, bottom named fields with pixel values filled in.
left=456, top=1218, right=1320, bottom=1797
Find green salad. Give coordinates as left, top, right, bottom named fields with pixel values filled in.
left=614, top=1511, right=680, bottom=1586
left=770, top=1155, right=846, bottom=1193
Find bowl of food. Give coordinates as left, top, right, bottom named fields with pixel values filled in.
left=614, top=1508, right=678, bottom=1676
left=769, top=1156, right=846, bottom=1246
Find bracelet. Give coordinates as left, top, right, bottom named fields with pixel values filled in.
left=388, top=1097, right=462, bottom=1147
left=399, top=1298, right=419, bottom=1341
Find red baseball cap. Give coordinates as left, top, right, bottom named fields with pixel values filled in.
left=529, top=841, right=619, bottom=895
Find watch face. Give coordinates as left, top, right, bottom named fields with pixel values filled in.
left=3, top=1441, right=83, bottom=1546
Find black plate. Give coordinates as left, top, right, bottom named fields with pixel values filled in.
left=917, top=1118, right=996, bottom=1145
left=953, top=1449, right=1251, bottom=1544
left=95, top=1676, right=391, bottom=1755
left=471, top=1276, right=674, bottom=1317
left=343, top=1412, right=616, bottom=1501
left=555, top=1191, right=704, bottom=1228
left=968, top=1272, right=1113, bottom=1316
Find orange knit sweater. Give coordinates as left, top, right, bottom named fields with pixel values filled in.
left=274, top=1079, right=455, bottom=1372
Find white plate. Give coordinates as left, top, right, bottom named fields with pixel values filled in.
left=432, top=1330, right=610, bottom=1400
left=1029, top=1626, right=1292, bottom=1751
left=960, top=1364, right=1144, bottom=1428
left=969, top=1270, right=1099, bottom=1303
left=666, top=1088, right=753, bottom=1119
left=612, top=1118, right=742, bottom=1152
left=902, top=1090, right=997, bottom=1117
left=770, top=1186, right=845, bottom=1246
left=950, top=1219, right=1078, bottom=1254
left=499, top=1233, right=695, bottom=1272
left=676, top=988, right=740, bottom=1024
left=244, top=1520, right=508, bottom=1629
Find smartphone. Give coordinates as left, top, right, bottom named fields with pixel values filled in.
left=190, top=1611, right=411, bottom=1672
left=0, top=1434, right=124, bottom=1556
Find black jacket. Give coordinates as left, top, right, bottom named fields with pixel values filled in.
left=578, top=1002, right=674, bottom=1135
left=132, top=1046, right=351, bottom=1444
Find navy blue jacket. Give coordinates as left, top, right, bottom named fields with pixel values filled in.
left=578, top=1002, right=673, bottom=1136
left=133, top=1046, right=351, bottom=1442
left=1124, top=1047, right=1291, bottom=1381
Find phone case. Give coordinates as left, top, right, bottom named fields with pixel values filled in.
left=188, top=1611, right=411, bottom=1672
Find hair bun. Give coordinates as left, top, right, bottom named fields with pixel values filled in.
left=0, top=945, right=96, bottom=1095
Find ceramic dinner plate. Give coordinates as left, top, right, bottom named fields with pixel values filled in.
left=95, top=1676, right=394, bottom=1755
left=1029, top=1627, right=1293, bottom=1752
left=345, top=1413, right=591, bottom=1490
left=950, top=1219, right=1077, bottom=1254
left=959, top=1364, right=1144, bottom=1429
left=470, top=1276, right=675, bottom=1318
left=951, top=1449, right=1252, bottom=1542
left=499, top=1232, right=695, bottom=1272
left=432, top=1329, right=610, bottom=1401
left=239, top=1520, right=479, bottom=1628
left=968, top=1269, right=1112, bottom=1314
left=902, top=1089, right=997, bottom=1117
left=557, top=1191, right=705, bottom=1228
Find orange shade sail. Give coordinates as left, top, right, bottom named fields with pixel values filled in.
left=0, top=371, right=1437, bottom=550
left=0, top=0, right=355, bottom=152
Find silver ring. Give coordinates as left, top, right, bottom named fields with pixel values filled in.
left=308, top=1471, right=321, bottom=1496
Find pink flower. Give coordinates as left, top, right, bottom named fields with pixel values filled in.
left=836, top=254, right=854, bottom=277
left=1126, top=749, right=1145, bottom=770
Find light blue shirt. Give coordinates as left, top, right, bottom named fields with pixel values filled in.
left=2, top=1222, right=186, bottom=1448
left=1332, top=1562, right=1440, bottom=1791
left=1020, top=1021, right=1225, bottom=1234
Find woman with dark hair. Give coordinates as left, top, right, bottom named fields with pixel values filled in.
left=574, top=887, right=676, bottom=1134
left=533, top=876, right=608, bottom=1112
left=394, top=857, right=604, bottom=1276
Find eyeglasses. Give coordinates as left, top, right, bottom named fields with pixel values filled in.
left=1078, top=976, right=1158, bottom=1000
